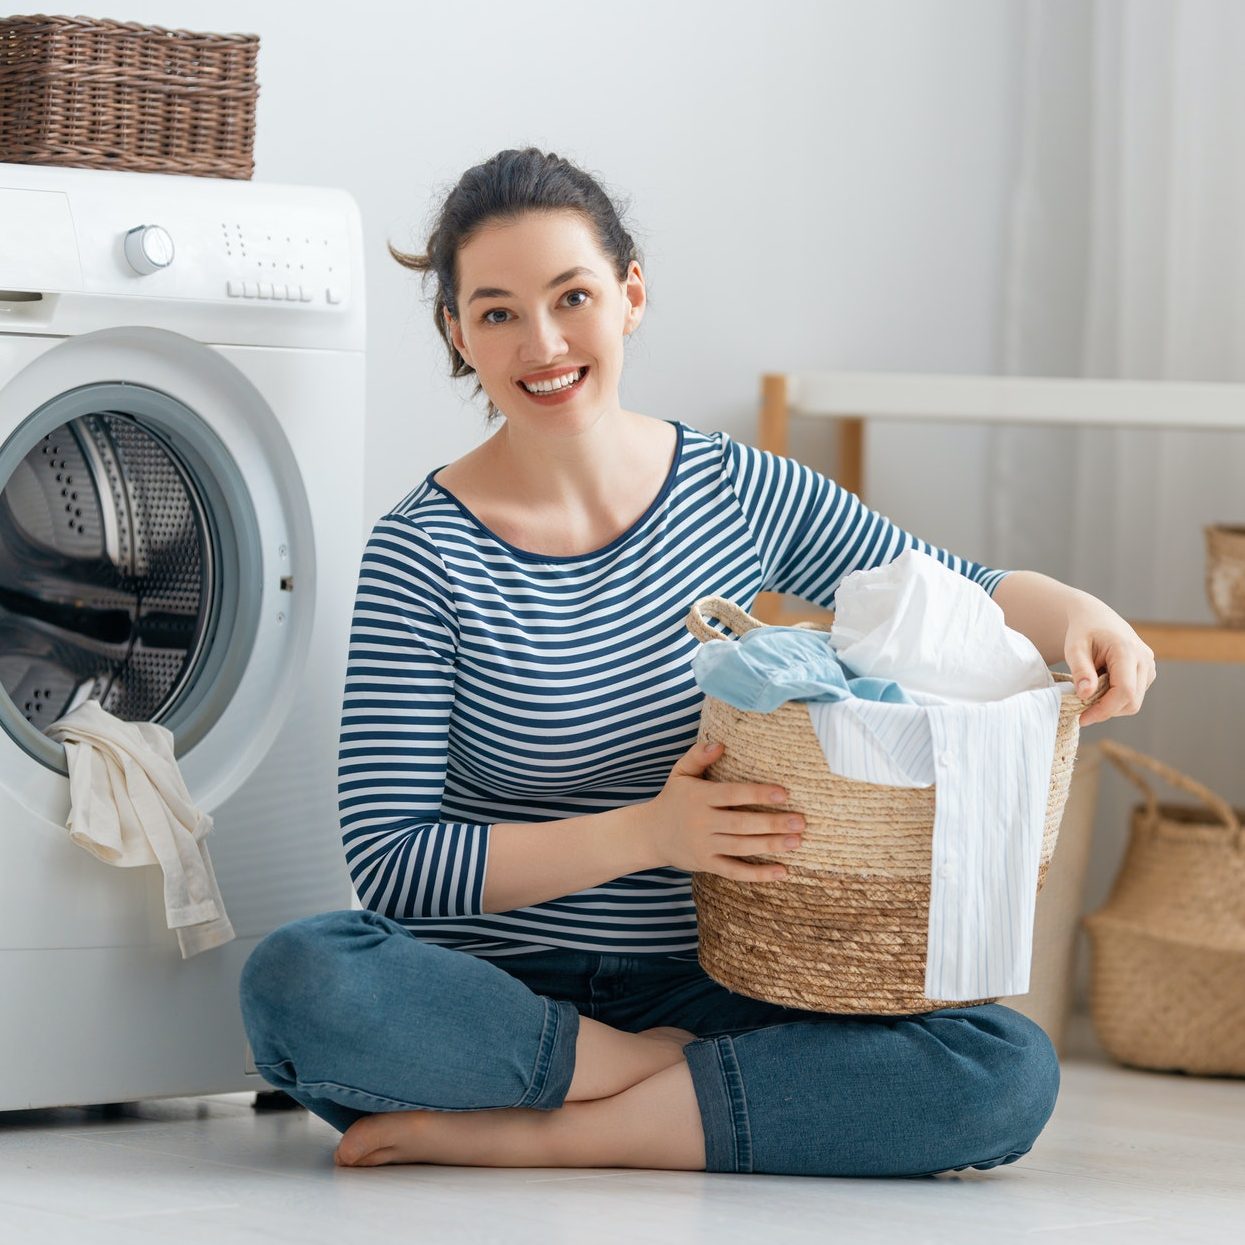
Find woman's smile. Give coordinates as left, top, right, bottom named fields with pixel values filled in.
left=516, top=364, right=590, bottom=404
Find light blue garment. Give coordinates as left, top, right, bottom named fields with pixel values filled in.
left=691, top=625, right=912, bottom=711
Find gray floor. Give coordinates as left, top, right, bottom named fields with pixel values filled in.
left=1, top=1014, right=1241, bottom=1245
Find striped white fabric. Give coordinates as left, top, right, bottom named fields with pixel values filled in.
left=336, top=419, right=1013, bottom=958
left=807, top=685, right=1068, bottom=998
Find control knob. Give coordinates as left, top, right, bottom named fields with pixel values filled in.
left=123, top=225, right=175, bottom=275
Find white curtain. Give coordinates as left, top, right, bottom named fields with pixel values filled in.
left=994, top=0, right=1245, bottom=993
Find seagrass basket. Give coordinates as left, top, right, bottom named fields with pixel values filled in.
left=684, top=595, right=1109, bottom=1016
left=1084, top=740, right=1245, bottom=1077
left=0, top=14, right=259, bottom=178
left=1204, top=524, right=1245, bottom=628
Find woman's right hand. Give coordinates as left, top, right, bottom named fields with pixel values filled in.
left=639, top=740, right=805, bottom=881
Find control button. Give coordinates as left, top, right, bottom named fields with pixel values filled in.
left=299, top=285, right=312, bottom=302
left=272, top=282, right=287, bottom=300
left=227, top=279, right=243, bottom=297
left=325, top=286, right=342, bottom=304
left=257, top=281, right=272, bottom=299
left=284, top=284, right=299, bottom=301
left=242, top=281, right=257, bottom=298
left=123, top=224, right=175, bottom=274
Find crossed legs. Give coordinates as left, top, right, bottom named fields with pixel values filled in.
left=334, top=1020, right=705, bottom=1169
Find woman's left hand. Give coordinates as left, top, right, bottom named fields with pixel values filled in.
left=1063, top=602, right=1157, bottom=727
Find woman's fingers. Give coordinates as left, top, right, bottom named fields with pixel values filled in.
left=711, top=781, right=789, bottom=808
left=1081, top=651, right=1152, bottom=726
left=713, top=809, right=804, bottom=844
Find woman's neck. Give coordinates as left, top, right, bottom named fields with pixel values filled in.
left=485, top=409, right=658, bottom=513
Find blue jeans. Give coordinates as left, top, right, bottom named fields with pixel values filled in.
left=238, top=909, right=1060, bottom=1177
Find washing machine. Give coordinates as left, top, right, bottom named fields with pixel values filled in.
left=0, top=162, right=364, bottom=1110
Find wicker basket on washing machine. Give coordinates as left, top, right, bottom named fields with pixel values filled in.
left=0, top=14, right=259, bottom=178
left=683, top=595, right=1109, bottom=1016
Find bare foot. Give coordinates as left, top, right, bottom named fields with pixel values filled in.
left=333, top=1030, right=700, bottom=1169
left=335, top=1101, right=564, bottom=1169
left=333, top=1120, right=425, bottom=1165
left=336, top=1110, right=433, bottom=1167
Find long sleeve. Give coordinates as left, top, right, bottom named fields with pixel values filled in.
left=336, top=515, right=491, bottom=921
left=720, top=433, right=1012, bottom=607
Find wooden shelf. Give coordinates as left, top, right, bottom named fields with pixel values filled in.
left=1125, top=622, right=1245, bottom=663
left=755, top=372, right=1245, bottom=667
left=751, top=594, right=1245, bottom=664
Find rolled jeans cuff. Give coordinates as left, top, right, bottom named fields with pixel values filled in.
left=520, top=997, right=581, bottom=1110
left=684, top=1034, right=751, bottom=1173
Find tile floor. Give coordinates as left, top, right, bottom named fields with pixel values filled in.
left=1, top=1013, right=1241, bottom=1245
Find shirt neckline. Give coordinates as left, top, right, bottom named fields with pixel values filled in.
left=425, top=419, right=685, bottom=563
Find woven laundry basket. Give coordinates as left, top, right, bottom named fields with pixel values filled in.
left=1204, top=524, right=1245, bottom=628
left=684, top=595, right=1109, bottom=1016
left=0, top=14, right=259, bottom=178
left=1084, top=740, right=1245, bottom=1077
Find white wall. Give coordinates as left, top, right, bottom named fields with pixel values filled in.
left=104, top=0, right=1231, bottom=1027
left=119, top=0, right=1023, bottom=554
left=75, top=0, right=1242, bottom=1031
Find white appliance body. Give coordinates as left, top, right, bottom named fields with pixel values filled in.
left=0, top=163, right=364, bottom=1110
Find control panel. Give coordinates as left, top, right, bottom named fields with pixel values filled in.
left=0, top=172, right=354, bottom=310
left=217, top=217, right=346, bottom=304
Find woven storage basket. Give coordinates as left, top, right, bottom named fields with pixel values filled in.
left=0, top=14, right=259, bottom=179
left=1084, top=740, right=1245, bottom=1077
left=1204, top=524, right=1245, bottom=628
left=684, top=595, right=1109, bottom=1016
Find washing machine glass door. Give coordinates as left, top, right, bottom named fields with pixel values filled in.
left=0, top=382, right=258, bottom=770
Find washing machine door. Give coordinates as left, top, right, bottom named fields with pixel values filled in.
left=0, top=327, right=315, bottom=801
left=0, top=383, right=255, bottom=763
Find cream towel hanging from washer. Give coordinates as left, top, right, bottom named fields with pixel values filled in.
left=47, top=699, right=235, bottom=958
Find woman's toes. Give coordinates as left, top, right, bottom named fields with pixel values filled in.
left=340, top=1146, right=397, bottom=1167
left=335, top=1115, right=387, bottom=1166
left=335, top=1111, right=431, bottom=1167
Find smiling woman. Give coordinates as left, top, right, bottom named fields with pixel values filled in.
left=442, top=207, right=641, bottom=434
left=388, top=148, right=644, bottom=427
left=238, top=145, right=1100, bottom=1180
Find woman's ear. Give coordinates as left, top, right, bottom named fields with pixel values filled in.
left=445, top=309, right=473, bottom=367
left=623, top=261, right=645, bottom=335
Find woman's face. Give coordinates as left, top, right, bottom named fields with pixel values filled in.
left=445, top=210, right=644, bottom=431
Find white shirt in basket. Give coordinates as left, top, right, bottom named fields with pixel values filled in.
left=810, top=549, right=1068, bottom=1001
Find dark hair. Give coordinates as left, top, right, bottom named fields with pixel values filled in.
left=389, top=147, right=644, bottom=424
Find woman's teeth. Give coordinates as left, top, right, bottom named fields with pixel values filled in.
left=521, top=368, right=584, bottom=394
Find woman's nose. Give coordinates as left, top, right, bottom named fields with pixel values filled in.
left=518, top=313, right=569, bottom=364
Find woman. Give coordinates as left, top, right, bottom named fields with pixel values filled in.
left=240, top=147, right=1156, bottom=1176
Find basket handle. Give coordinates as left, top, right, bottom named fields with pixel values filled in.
left=685, top=596, right=830, bottom=644
left=1098, top=738, right=1243, bottom=843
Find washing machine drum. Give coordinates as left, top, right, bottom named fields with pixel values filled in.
left=0, top=412, right=213, bottom=735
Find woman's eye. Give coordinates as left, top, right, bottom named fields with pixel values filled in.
left=479, top=289, right=590, bottom=325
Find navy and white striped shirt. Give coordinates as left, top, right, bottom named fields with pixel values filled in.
left=337, top=420, right=1012, bottom=958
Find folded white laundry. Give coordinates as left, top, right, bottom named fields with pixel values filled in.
left=809, top=549, right=1066, bottom=1001
left=46, top=699, right=234, bottom=959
